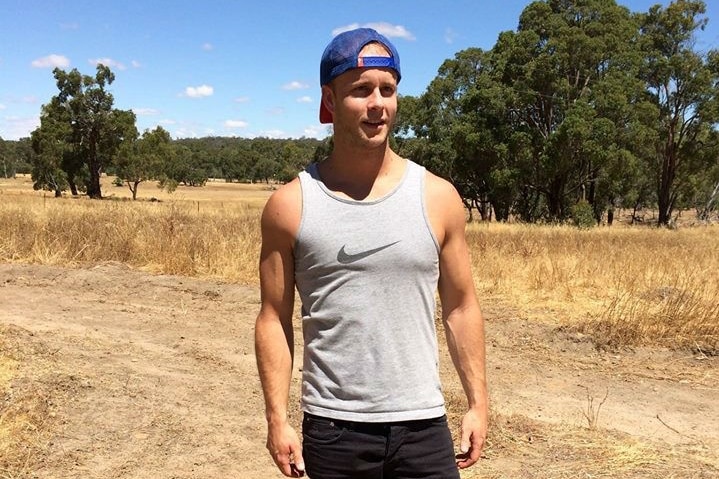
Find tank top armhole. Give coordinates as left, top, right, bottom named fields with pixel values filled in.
left=294, top=169, right=311, bottom=251
left=416, top=163, right=441, bottom=254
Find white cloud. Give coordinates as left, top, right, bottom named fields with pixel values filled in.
left=60, top=22, right=79, bottom=30
left=171, top=121, right=215, bottom=139
left=159, top=119, right=177, bottom=126
left=131, top=60, right=142, bottom=68
left=303, top=125, right=329, bottom=139
left=132, top=108, right=159, bottom=116
left=234, top=96, right=250, bottom=103
left=332, top=23, right=416, bottom=41
left=444, top=28, right=458, bottom=44
left=0, top=115, right=40, bottom=140
left=173, top=127, right=198, bottom=138
left=90, top=58, right=126, bottom=70
left=202, top=42, right=214, bottom=51
left=31, top=54, right=70, bottom=68
left=283, top=81, right=309, bottom=91
left=260, top=129, right=286, bottom=139
left=297, top=96, right=313, bottom=103
left=267, top=107, right=285, bottom=116
left=0, top=104, right=6, bottom=111
left=183, top=84, right=214, bottom=98
left=224, top=120, right=248, bottom=129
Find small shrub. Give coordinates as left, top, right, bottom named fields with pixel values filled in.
left=570, top=200, right=596, bottom=228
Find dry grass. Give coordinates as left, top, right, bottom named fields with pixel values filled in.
left=1, top=176, right=718, bottom=477
left=2, top=176, right=717, bottom=352
left=0, top=326, right=55, bottom=479
left=466, top=222, right=719, bottom=353
left=2, top=176, right=718, bottom=351
left=0, top=177, right=271, bottom=476
left=0, top=177, right=270, bottom=284
left=444, top=388, right=716, bottom=479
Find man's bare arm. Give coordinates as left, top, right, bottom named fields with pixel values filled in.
left=255, top=180, right=305, bottom=477
left=429, top=175, right=488, bottom=470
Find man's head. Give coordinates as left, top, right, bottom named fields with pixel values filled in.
left=319, top=28, right=401, bottom=124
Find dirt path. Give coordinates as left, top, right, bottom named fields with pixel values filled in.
left=1, top=263, right=717, bottom=478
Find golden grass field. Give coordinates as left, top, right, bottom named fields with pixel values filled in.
left=1, top=174, right=718, bottom=478
left=2, top=174, right=717, bottom=352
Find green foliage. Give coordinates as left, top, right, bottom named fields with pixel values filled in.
left=30, top=64, right=138, bottom=198
left=21, top=0, right=719, bottom=221
left=398, top=0, right=719, bottom=226
left=570, top=200, right=597, bottom=228
left=173, top=136, right=320, bottom=184
left=638, top=0, right=719, bottom=225
left=115, top=126, right=173, bottom=199
left=0, top=137, right=31, bottom=177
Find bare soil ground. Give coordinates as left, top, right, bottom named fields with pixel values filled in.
left=1, top=262, right=717, bottom=478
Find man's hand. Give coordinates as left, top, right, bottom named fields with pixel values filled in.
left=455, top=407, right=487, bottom=469
left=266, top=420, right=305, bottom=477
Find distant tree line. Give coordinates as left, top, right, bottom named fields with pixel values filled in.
left=8, top=63, right=326, bottom=200
left=3, top=0, right=718, bottom=225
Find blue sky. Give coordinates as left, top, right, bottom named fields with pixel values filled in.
left=1, top=1, right=717, bottom=141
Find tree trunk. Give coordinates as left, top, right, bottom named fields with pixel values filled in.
left=86, top=131, right=103, bottom=199
left=68, top=177, right=79, bottom=196
left=657, top=134, right=677, bottom=226
left=479, top=196, right=491, bottom=222
left=547, top=179, right=565, bottom=221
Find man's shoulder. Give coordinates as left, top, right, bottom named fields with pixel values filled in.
left=267, top=176, right=302, bottom=207
left=423, top=169, right=461, bottom=203
left=422, top=168, right=466, bottom=245
left=261, top=177, right=302, bottom=237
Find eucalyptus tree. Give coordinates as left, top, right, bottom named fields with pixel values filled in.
left=401, top=0, right=642, bottom=222
left=31, top=64, right=137, bottom=198
left=491, top=0, right=642, bottom=221
left=637, top=0, right=719, bottom=225
left=0, top=136, right=8, bottom=178
left=115, top=126, right=172, bottom=200
left=394, top=51, right=513, bottom=220
left=30, top=99, right=74, bottom=196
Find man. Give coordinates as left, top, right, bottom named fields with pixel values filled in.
left=255, top=27, right=488, bottom=478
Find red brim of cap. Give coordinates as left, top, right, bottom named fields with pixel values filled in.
left=319, top=101, right=332, bottom=124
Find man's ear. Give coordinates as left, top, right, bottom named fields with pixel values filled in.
left=321, top=85, right=335, bottom=117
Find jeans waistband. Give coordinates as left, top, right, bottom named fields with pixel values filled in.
left=303, top=413, right=446, bottom=434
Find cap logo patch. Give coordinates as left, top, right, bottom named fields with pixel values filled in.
left=358, top=56, right=396, bottom=69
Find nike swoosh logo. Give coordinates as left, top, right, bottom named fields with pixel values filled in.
left=337, top=241, right=401, bottom=264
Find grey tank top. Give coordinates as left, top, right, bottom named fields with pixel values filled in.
left=295, top=159, right=446, bottom=422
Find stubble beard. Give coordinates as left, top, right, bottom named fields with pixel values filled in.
left=337, top=117, right=394, bottom=153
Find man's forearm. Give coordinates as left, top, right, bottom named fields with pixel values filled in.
left=444, top=304, right=488, bottom=409
left=255, top=314, right=295, bottom=424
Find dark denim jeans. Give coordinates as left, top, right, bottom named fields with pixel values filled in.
left=302, top=413, right=460, bottom=479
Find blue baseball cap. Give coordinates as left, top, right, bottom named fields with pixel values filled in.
left=319, top=28, right=401, bottom=123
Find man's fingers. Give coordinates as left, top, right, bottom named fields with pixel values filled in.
left=455, top=445, right=481, bottom=469
left=460, top=427, right=471, bottom=453
left=274, top=453, right=304, bottom=478
left=290, top=444, right=305, bottom=476
left=456, top=418, right=486, bottom=469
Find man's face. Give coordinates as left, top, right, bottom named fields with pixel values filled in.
left=323, top=66, right=398, bottom=150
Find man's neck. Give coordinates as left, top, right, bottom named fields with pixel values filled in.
left=318, top=141, right=404, bottom=201
left=329, top=140, right=392, bottom=175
